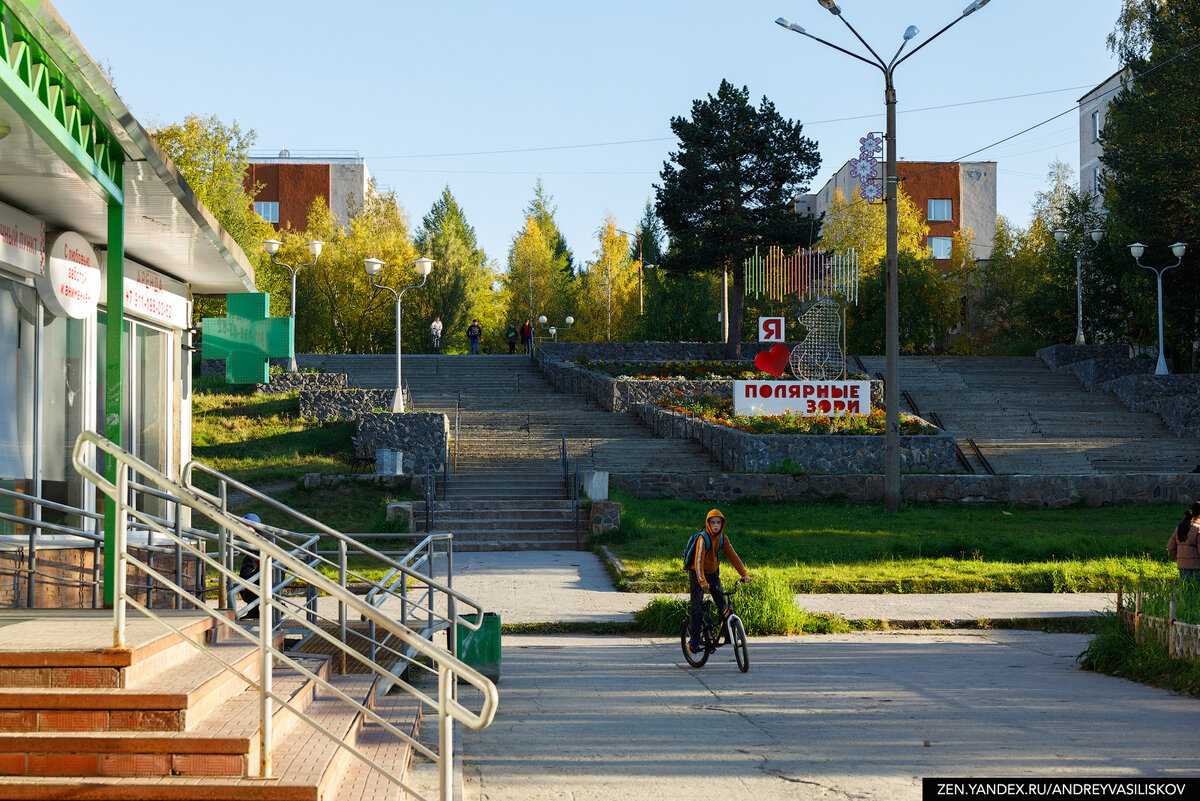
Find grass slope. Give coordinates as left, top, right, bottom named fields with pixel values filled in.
left=599, top=492, right=1182, bottom=594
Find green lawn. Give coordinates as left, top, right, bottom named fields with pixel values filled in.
left=600, top=492, right=1183, bottom=593
left=192, top=376, right=357, bottom=486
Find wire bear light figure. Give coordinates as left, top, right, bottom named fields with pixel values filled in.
left=788, top=298, right=844, bottom=381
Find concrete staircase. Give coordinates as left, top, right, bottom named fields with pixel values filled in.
left=858, top=355, right=1197, bottom=474
left=0, top=612, right=417, bottom=800
left=299, top=353, right=719, bottom=551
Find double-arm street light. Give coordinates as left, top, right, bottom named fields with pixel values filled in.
left=263, top=238, right=323, bottom=372
left=776, top=0, right=991, bottom=513
left=1128, top=241, right=1187, bottom=375
left=1053, top=227, right=1105, bottom=346
left=363, top=256, right=435, bottom=412
left=538, top=314, right=574, bottom=343
left=615, top=228, right=655, bottom=317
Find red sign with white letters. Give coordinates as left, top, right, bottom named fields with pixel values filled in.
left=733, top=380, right=871, bottom=417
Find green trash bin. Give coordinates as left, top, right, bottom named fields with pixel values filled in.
left=456, top=612, right=500, bottom=682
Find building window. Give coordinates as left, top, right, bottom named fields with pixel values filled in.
left=929, top=237, right=953, bottom=260
left=254, top=201, right=279, bottom=223
left=1092, top=110, right=1101, bottom=142
left=927, top=198, right=952, bottom=221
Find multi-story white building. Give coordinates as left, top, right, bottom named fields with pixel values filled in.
left=1078, top=69, right=1128, bottom=204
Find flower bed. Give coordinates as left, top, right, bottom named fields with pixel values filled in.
left=660, top=394, right=938, bottom=436
left=572, top=356, right=868, bottom=382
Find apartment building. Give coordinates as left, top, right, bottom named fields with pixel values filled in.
left=1078, top=69, right=1128, bottom=204
left=796, top=159, right=998, bottom=265
left=244, top=151, right=372, bottom=230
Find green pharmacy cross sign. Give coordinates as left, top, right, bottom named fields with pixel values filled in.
left=201, top=293, right=294, bottom=383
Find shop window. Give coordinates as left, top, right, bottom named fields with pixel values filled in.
left=929, top=237, right=953, bottom=260
left=928, top=199, right=952, bottom=221
left=40, top=312, right=87, bottom=515
left=254, top=201, right=279, bottom=224
left=0, top=277, right=36, bottom=535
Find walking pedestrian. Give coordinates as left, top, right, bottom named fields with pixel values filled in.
left=520, top=318, right=533, bottom=354
left=467, top=319, right=482, bottom=355
left=430, top=316, right=443, bottom=355
left=1168, top=500, right=1200, bottom=582
left=506, top=322, right=519, bottom=354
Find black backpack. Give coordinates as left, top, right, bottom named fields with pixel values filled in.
left=683, top=530, right=723, bottom=570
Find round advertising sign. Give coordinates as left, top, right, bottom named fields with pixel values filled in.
left=39, top=231, right=100, bottom=318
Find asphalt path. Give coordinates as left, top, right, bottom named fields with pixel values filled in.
left=462, top=631, right=1200, bottom=801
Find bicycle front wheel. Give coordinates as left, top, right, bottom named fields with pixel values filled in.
left=680, top=619, right=709, bottom=668
left=730, top=616, right=749, bottom=673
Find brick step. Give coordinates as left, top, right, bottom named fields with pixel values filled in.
left=0, top=674, right=394, bottom=800
left=450, top=538, right=581, bottom=552
left=0, top=655, right=325, bottom=778
left=326, top=692, right=420, bottom=801
left=0, top=641, right=266, bottom=733
left=0, top=612, right=220, bottom=690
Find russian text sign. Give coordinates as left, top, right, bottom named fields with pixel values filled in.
left=733, top=380, right=871, bottom=417
left=758, top=316, right=785, bottom=343
left=39, top=231, right=100, bottom=318
left=0, top=200, right=44, bottom=277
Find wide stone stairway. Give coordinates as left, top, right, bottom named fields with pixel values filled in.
left=299, top=353, right=718, bottom=549
left=857, top=355, right=1197, bottom=474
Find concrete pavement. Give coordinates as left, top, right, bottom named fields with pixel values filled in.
left=463, top=631, right=1200, bottom=801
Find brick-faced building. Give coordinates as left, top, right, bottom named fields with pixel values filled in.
left=796, top=159, right=997, bottom=266
left=244, top=151, right=372, bottom=231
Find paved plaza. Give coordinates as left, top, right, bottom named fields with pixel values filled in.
left=462, top=631, right=1200, bottom=800
left=440, top=552, right=1194, bottom=799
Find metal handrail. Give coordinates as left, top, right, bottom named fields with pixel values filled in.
left=73, top=431, right=497, bottom=801
left=453, top=397, right=460, bottom=472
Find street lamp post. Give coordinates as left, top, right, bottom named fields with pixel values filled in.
left=776, top=0, right=990, bottom=513
left=263, top=238, right=323, bottom=372
left=1128, top=241, right=1187, bottom=375
left=1053, top=227, right=1104, bottom=346
left=615, top=228, right=655, bottom=317
left=363, top=256, right=435, bottom=412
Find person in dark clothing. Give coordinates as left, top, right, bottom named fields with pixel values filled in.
left=520, top=319, right=533, bottom=354
left=238, top=513, right=262, bottom=610
left=467, top=319, right=482, bottom=354
left=505, top=323, right=519, bottom=354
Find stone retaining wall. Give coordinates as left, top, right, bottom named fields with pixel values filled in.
left=540, top=356, right=883, bottom=413
left=355, top=412, right=449, bottom=474
left=1101, top=374, right=1200, bottom=438
left=612, top=472, right=1200, bottom=508
left=1036, top=344, right=1132, bottom=370
left=539, top=342, right=779, bottom=363
left=299, top=389, right=396, bottom=422
left=256, top=372, right=348, bottom=394
left=631, top=402, right=958, bottom=474
left=1061, top=358, right=1154, bottom=391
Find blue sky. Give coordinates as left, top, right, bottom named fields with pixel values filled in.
left=54, top=0, right=1122, bottom=268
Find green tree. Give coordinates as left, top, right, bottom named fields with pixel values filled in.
left=525, top=179, right=575, bottom=276
left=848, top=251, right=960, bottom=356
left=409, top=187, right=492, bottom=353
left=149, top=114, right=277, bottom=321
left=1101, top=0, right=1200, bottom=369
left=655, top=80, right=821, bottom=357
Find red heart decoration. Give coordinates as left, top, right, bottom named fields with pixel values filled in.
left=754, top=344, right=791, bottom=377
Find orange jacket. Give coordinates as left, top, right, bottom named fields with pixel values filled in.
left=691, top=509, right=748, bottom=579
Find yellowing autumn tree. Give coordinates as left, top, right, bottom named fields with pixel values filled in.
left=817, top=186, right=928, bottom=265
left=577, top=216, right=639, bottom=341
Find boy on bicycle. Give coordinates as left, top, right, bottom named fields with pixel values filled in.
left=687, top=508, right=751, bottom=654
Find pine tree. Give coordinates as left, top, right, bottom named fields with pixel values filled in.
left=655, top=80, right=821, bottom=357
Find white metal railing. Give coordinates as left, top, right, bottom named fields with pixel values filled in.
left=72, top=432, right=498, bottom=801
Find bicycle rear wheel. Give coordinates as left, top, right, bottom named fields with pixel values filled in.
left=730, top=616, right=749, bottom=673
left=680, top=619, right=709, bottom=668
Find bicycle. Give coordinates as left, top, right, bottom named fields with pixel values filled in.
left=680, top=579, right=749, bottom=672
